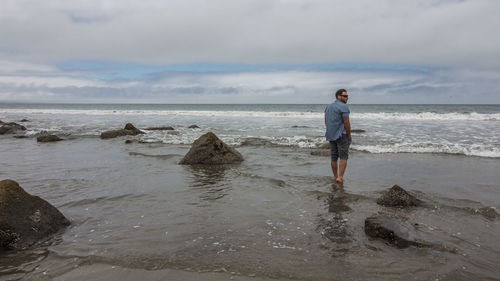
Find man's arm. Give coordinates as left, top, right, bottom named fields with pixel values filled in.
left=342, top=116, right=351, bottom=139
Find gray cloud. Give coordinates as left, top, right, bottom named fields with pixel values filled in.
left=0, top=0, right=499, bottom=103
left=1, top=0, right=499, bottom=69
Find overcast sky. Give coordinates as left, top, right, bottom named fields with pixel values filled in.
left=1, top=0, right=499, bottom=104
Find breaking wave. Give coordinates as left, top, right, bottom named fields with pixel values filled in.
left=2, top=108, right=499, bottom=121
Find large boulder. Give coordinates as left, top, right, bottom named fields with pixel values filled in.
left=179, top=132, right=243, bottom=165
left=0, top=122, right=26, bottom=135
left=37, top=135, right=63, bottom=143
left=365, top=215, right=433, bottom=248
left=0, top=180, right=70, bottom=250
left=100, top=123, right=144, bottom=139
left=376, top=185, right=421, bottom=207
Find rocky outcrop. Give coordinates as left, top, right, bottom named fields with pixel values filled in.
left=0, top=180, right=70, bottom=250
left=376, top=185, right=421, bottom=207
left=0, top=122, right=26, bottom=135
left=144, top=126, right=174, bottom=130
left=365, top=215, right=433, bottom=248
left=188, top=125, right=200, bottom=129
left=179, top=132, right=243, bottom=165
left=37, top=135, right=63, bottom=143
left=351, top=129, right=366, bottom=133
left=100, top=123, right=144, bottom=139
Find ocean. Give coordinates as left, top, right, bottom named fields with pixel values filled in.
left=1, top=103, right=499, bottom=280
left=1, top=103, right=499, bottom=157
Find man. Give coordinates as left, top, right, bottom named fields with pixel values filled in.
left=325, top=89, right=351, bottom=183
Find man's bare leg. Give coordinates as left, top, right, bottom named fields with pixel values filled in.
left=337, top=160, right=347, bottom=182
left=331, top=161, right=338, bottom=180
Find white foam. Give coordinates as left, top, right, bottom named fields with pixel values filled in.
left=352, top=143, right=500, bottom=158
left=2, top=108, right=499, bottom=121
left=352, top=112, right=500, bottom=121
left=0, top=108, right=323, bottom=119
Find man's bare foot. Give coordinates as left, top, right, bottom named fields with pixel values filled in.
left=336, top=176, right=343, bottom=183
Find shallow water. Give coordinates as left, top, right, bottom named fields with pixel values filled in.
left=1, top=136, right=499, bottom=280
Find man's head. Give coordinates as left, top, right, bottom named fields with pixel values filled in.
left=335, top=89, right=348, bottom=103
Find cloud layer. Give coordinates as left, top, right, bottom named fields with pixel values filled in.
left=1, top=0, right=499, bottom=103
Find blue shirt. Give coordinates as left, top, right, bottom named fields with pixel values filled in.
left=325, top=100, right=350, bottom=141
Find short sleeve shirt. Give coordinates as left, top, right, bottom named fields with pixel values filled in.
left=325, top=100, right=350, bottom=141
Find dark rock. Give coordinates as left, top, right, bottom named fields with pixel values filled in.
left=100, top=123, right=144, bottom=139
left=19, top=119, right=30, bottom=122
left=125, top=139, right=135, bottom=144
left=179, top=132, right=243, bottom=165
left=240, top=137, right=273, bottom=146
left=376, top=185, right=421, bottom=207
left=467, top=207, right=498, bottom=219
left=144, top=126, right=174, bottom=130
left=37, top=135, right=63, bottom=143
left=291, top=125, right=309, bottom=128
left=13, top=135, right=27, bottom=139
left=351, top=129, right=366, bottom=133
left=0, top=122, right=27, bottom=135
left=188, top=125, right=200, bottom=129
left=477, top=207, right=497, bottom=219
left=0, top=180, right=70, bottom=250
left=365, top=215, right=432, bottom=248
left=124, top=123, right=141, bottom=132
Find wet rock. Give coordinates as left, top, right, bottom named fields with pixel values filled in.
left=292, top=125, right=310, bottom=128
left=466, top=207, right=498, bottom=219
left=351, top=129, right=366, bottom=133
left=0, top=122, right=27, bottom=135
left=100, top=123, right=144, bottom=139
left=365, top=215, right=432, bottom=248
left=144, top=126, right=174, bottom=130
left=13, top=135, right=27, bottom=139
left=125, top=139, right=135, bottom=144
left=377, top=185, right=421, bottom=207
left=477, top=207, right=497, bottom=219
left=0, top=180, right=70, bottom=250
left=37, top=135, right=63, bottom=143
left=19, top=119, right=30, bottom=122
left=240, top=137, right=273, bottom=146
left=179, top=132, right=243, bottom=165
left=188, top=125, right=200, bottom=129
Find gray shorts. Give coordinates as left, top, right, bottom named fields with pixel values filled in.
left=330, top=134, right=351, bottom=161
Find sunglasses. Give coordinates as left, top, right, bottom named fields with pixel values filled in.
left=340, top=95, right=349, bottom=97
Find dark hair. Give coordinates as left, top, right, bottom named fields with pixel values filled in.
left=335, top=89, right=347, bottom=98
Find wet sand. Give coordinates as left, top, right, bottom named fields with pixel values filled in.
left=53, top=263, right=297, bottom=281
left=1, top=138, right=499, bottom=281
